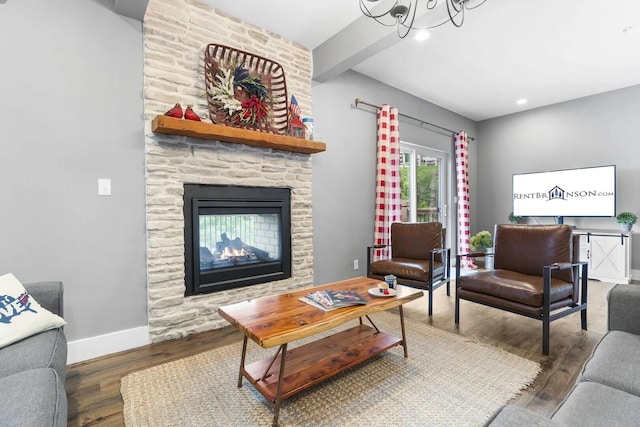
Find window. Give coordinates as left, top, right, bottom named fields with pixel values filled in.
left=400, top=143, right=448, bottom=226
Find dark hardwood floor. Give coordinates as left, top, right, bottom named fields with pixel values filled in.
left=65, top=278, right=619, bottom=426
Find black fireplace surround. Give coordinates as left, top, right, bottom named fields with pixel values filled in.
left=184, top=184, right=292, bottom=296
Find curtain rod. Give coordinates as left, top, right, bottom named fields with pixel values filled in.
left=354, top=98, right=475, bottom=141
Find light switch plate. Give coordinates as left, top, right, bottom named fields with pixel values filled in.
left=98, top=178, right=111, bottom=196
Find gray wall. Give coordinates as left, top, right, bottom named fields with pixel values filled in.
left=0, top=0, right=147, bottom=341
left=476, top=84, right=640, bottom=269
left=312, top=70, right=477, bottom=285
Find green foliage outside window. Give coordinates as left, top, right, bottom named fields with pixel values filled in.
left=400, top=163, right=439, bottom=208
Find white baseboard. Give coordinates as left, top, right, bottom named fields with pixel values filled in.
left=67, top=325, right=150, bottom=365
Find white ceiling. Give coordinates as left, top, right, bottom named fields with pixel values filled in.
left=133, top=0, right=640, bottom=121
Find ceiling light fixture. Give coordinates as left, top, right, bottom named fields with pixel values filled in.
left=516, top=98, right=528, bottom=105
left=360, top=0, right=487, bottom=39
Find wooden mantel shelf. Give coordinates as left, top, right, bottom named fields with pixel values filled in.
left=151, top=115, right=326, bottom=155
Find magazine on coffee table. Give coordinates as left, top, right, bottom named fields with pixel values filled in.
left=299, top=289, right=367, bottom=311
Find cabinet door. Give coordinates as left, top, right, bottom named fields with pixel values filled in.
left=578, top=235, right=589, bottom=263
left=589, top=236, right=628, bottom=279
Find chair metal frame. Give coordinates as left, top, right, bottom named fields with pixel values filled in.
left=455, top=251, right=588, bottom=355
left=367, top=244, right=451, bottom=316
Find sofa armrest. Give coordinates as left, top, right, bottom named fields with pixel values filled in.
left=486, top=405, right=563, bottom=426
left=24, top=281, right=64, bottom=317
left=608, top=284, right=640, bottom=335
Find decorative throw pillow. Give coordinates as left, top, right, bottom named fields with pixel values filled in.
left=0, top=273, right=66, bottom=349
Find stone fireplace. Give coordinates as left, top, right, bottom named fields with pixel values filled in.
left=143, top=0, right=315, bottom=343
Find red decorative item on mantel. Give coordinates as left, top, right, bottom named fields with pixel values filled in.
left=164, top=103, right=183, bottom=118
left=288, top=95, right=305, bottom=139
left=184, top=106, right=201, bottom=121
left=290, top=116, right=305, bottom=139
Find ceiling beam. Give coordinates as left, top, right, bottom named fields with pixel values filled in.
left=114, top=0, right=148, bottom=21
left=313, top=1, right=464, bottom=83
left=312, top=13, right=401, bottom=83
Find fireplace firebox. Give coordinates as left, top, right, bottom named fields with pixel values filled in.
left=184, top=184, right=292, bottom=296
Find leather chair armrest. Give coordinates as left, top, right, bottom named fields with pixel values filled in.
left=455, top=252, right=485, bottom=281
left=367, top=244, right=387, bottom=250
left=433, top=247, right=451, bottom=279
left=542, top=261, right=588, bottom=314
left=367, top=244, right=390, bottom=275
left=545, top=261, right=588, bottom=297
left=431, top=247, right=449, bottom=262
left=457, top=251, right=486, bottom=258
left=548, top=261, right=587, bottom=271
left=367, top=244, right=388, bottom=260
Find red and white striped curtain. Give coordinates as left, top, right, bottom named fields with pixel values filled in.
left=374, top=105, right=401, bottom=260
left=455, top=131, right=476, bottom=269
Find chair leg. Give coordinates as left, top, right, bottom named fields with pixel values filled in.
left=428, top=286, right=433, bottom=316
left=454, top=292, right=460, bottom=324
left=446, top=281, right=450, bottom=296
left=542, top=267, right=552, bottom=355
left=580, top=265, right=588, bottom=331
left=542, top=319, right=550, bottom=356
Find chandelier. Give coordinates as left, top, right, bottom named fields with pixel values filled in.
left=359, top=0, right=486, bottom=39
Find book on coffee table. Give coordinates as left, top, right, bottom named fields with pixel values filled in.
left=300, top=289, right=367, bottom=311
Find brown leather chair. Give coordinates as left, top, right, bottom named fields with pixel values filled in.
left=455, top=224, right=588, bottom=355
left=367, top=222, right=451, bottom=316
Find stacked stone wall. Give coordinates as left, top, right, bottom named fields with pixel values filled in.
left=144, top=0, right=314, bottom=342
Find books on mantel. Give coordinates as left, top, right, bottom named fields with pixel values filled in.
left=299, top=289, right=367, bottom=311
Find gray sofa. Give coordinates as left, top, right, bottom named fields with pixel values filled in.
left=488, top=283, right=640, bottom=426
left=0, top=281, right=68, bottom=427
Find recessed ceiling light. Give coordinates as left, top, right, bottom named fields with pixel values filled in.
left=516, top=98, right=528, bottom=105
left=414, top=30, right=431, bottom=41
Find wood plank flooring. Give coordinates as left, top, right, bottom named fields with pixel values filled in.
left=65, top=279, right=620, bottom=426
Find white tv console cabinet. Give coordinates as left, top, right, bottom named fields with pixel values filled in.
left=574, top=229, right=632, bottom=284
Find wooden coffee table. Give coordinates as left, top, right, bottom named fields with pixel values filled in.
left=218, top=276, right=423, bottom=426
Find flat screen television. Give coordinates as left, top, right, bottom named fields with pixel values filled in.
left=512, top=165, right=616, bottom=221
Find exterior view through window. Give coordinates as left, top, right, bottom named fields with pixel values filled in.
left=400, top=143, right=448, bottom=226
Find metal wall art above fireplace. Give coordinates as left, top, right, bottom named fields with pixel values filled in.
left=184, top=184, right=292, bottom=296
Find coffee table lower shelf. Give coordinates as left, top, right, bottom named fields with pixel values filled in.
left=242, top=324, right=402, bottom=402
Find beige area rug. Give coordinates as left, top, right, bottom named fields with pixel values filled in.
left=121, top=311, right=540, bottom=427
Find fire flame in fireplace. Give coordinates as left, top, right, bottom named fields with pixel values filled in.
left=220, top=246, right=249, bottom=260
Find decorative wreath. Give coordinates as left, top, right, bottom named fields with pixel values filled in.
left=206, top=60, right=271, bottom=127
